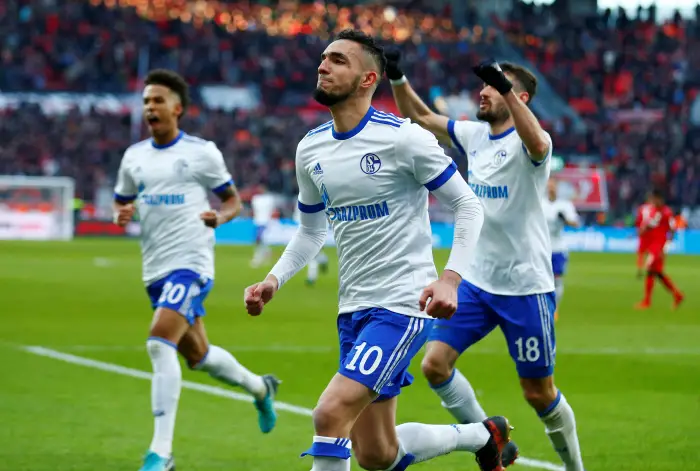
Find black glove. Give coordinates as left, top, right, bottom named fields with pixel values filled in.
left=384, top=47, right=405, bottom=81
left=557, top=212, right=568, bottom=224
left=473, top=59, right=513, bottom=95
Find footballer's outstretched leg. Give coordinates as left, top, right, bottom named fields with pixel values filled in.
left=180, top=319, right=279, bottom=434
left=422, top=342, right=520, bottom=468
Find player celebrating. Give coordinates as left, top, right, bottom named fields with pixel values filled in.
left=244, top=29, right=514, bottom=471
left=635, top=189, right=684, bottom=310
left=543, top=178, right=580, bottom=321
left=386, top=51, right=585, bottom=470
left=113, top=69, right=279, bottom=471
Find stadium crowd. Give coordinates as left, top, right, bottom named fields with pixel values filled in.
left=2, top=0, right=700, bottom=224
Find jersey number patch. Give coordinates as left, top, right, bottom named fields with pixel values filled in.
left=158, top=281, right=187, bottom=305
left=515, top=336, right=540, bottom=362
left=345, top=342, right=383, bottom=375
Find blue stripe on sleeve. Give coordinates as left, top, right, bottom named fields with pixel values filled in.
left=298, top=201, right=325, bottom=213
left=424, top=161, right=458, bottom=191
left=447, top=120, right=466, bottom=156
left=212, top=179, right=234, bottom=194
left=523, top=143, right=548, bottom=167
left=114, top=193, right=136, bottom=203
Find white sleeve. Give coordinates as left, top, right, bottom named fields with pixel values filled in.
left=295, top=143, right=324, bottom=211
left=431, top=174, right=484, bottom=279
left=447, top=119, right=482, bottom=156
left=399, top=123, right=458, bottom=189
left=267, top=145, right=328, bottom=288
left=198, top=142, right=234, bottom=195
left=521, top=131, right=553, bottom=168
left=114, top=153, right=137, bottom=203
left=268, top=210, right=328, bottom=288
left=563, top=201, right=580, bottom=224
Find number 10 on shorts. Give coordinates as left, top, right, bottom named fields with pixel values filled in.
left=345, top=342, right=383, bottom=375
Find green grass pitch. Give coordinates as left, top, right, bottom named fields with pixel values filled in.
left=0, top=239, right=698, bottom=470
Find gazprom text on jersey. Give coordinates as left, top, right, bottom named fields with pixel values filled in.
left=140, top=193, right=186, bottom=205
left=470, top=183, right=509, bottom=200
left=327, top=201, right=389, bottom=222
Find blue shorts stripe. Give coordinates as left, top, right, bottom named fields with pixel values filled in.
left=372, top=318, right=416, bottom=392
left=538, top=294, right=554, bottom=367
left=536, top=294, right=548, bottom=367
left=373, top=318, right=424, bottom=393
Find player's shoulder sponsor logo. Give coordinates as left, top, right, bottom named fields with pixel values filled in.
left=360, top=153, right=381, bottom=175
left=312, top=162, right=324, bottom=176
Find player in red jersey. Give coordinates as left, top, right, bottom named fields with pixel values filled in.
left=635, top=189, right=685, bottom=310
left=634, top=198, right=655, bottom=279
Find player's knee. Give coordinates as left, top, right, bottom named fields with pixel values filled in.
left=183, top=348, right=207, bottom=369
left=312, top=396, right=350, bottom=436
left=421, top=352, right=452, bottom=385
left=354, top=447, right=396, bottom=470
left=521, top=377, right=557, bottom=410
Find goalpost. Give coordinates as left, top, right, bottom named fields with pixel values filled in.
left=0, top=176, right=75, bottom=241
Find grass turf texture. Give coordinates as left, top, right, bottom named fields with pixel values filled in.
left=0, top=239, right=698, bottom=470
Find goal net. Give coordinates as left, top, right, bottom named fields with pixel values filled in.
left=0, top=176, right=75, bottom=240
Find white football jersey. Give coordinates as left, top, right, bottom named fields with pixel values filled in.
left=251, top=193, right=276, bottom=226
left=114, top=132, right=233, bottom=285
left=543, top=198, right=579, bottom=254
left=449, top=120, right=555, bottom=295
left=296, top=107, right=458, bottom=318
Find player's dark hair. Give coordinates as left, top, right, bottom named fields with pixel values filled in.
left=335, top=29, right=386, bottom=83
left=500, top=62, right=538, bottom=104
left=650, top=188, right=665, bottom=201
left=144, top=69, right=190, bottom=117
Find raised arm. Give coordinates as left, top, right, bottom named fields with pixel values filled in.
left=385, top=49, right=451, bottom=145
left=472, top=59, right=550, bottom=161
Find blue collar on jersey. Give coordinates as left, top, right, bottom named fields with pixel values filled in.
left=151, top=130, right=184, bottom=149
left=488, top=126, right=516, bottom=140
left=332, top=106, right=375, bottom=140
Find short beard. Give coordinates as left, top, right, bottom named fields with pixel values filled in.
left=313, top=88, right=352, bottom=107
left=313, top=76, right=361, bottom=107
left=476, top=106, right=510, bottom=125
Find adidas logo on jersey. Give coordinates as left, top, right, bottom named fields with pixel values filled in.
left=312, top=163, right=323, bottom=175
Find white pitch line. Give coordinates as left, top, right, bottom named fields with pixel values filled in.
left=41, top=344, right=700, bottom=355
left=21, top=346, right=564, bottom=471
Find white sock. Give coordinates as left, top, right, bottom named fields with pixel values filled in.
left=394, top=422, right=490, bottom=464
left=431, top=369, right=487, bottom=423
left=540, top=392, right=584, bottom=471
left=146, top=338, right=182, bottom=458
left=307, top=259, right=319, bottom=282
left=196, top=345, right=267, bottom=400
left=555, top=277, right=564, bottom=305
left=316, top=252, right=329, bottom=265
left=303, top=436, right=352, bottom=471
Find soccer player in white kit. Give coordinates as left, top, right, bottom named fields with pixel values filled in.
left=244, top=30, right=514, bottom=471
left=542, top=178, right=580, bottom=320
left=386, top=51, right=586, bottom=471
left=113, top=70, right=280, bottom=471
left=250, top=188, right=276, bottom=267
